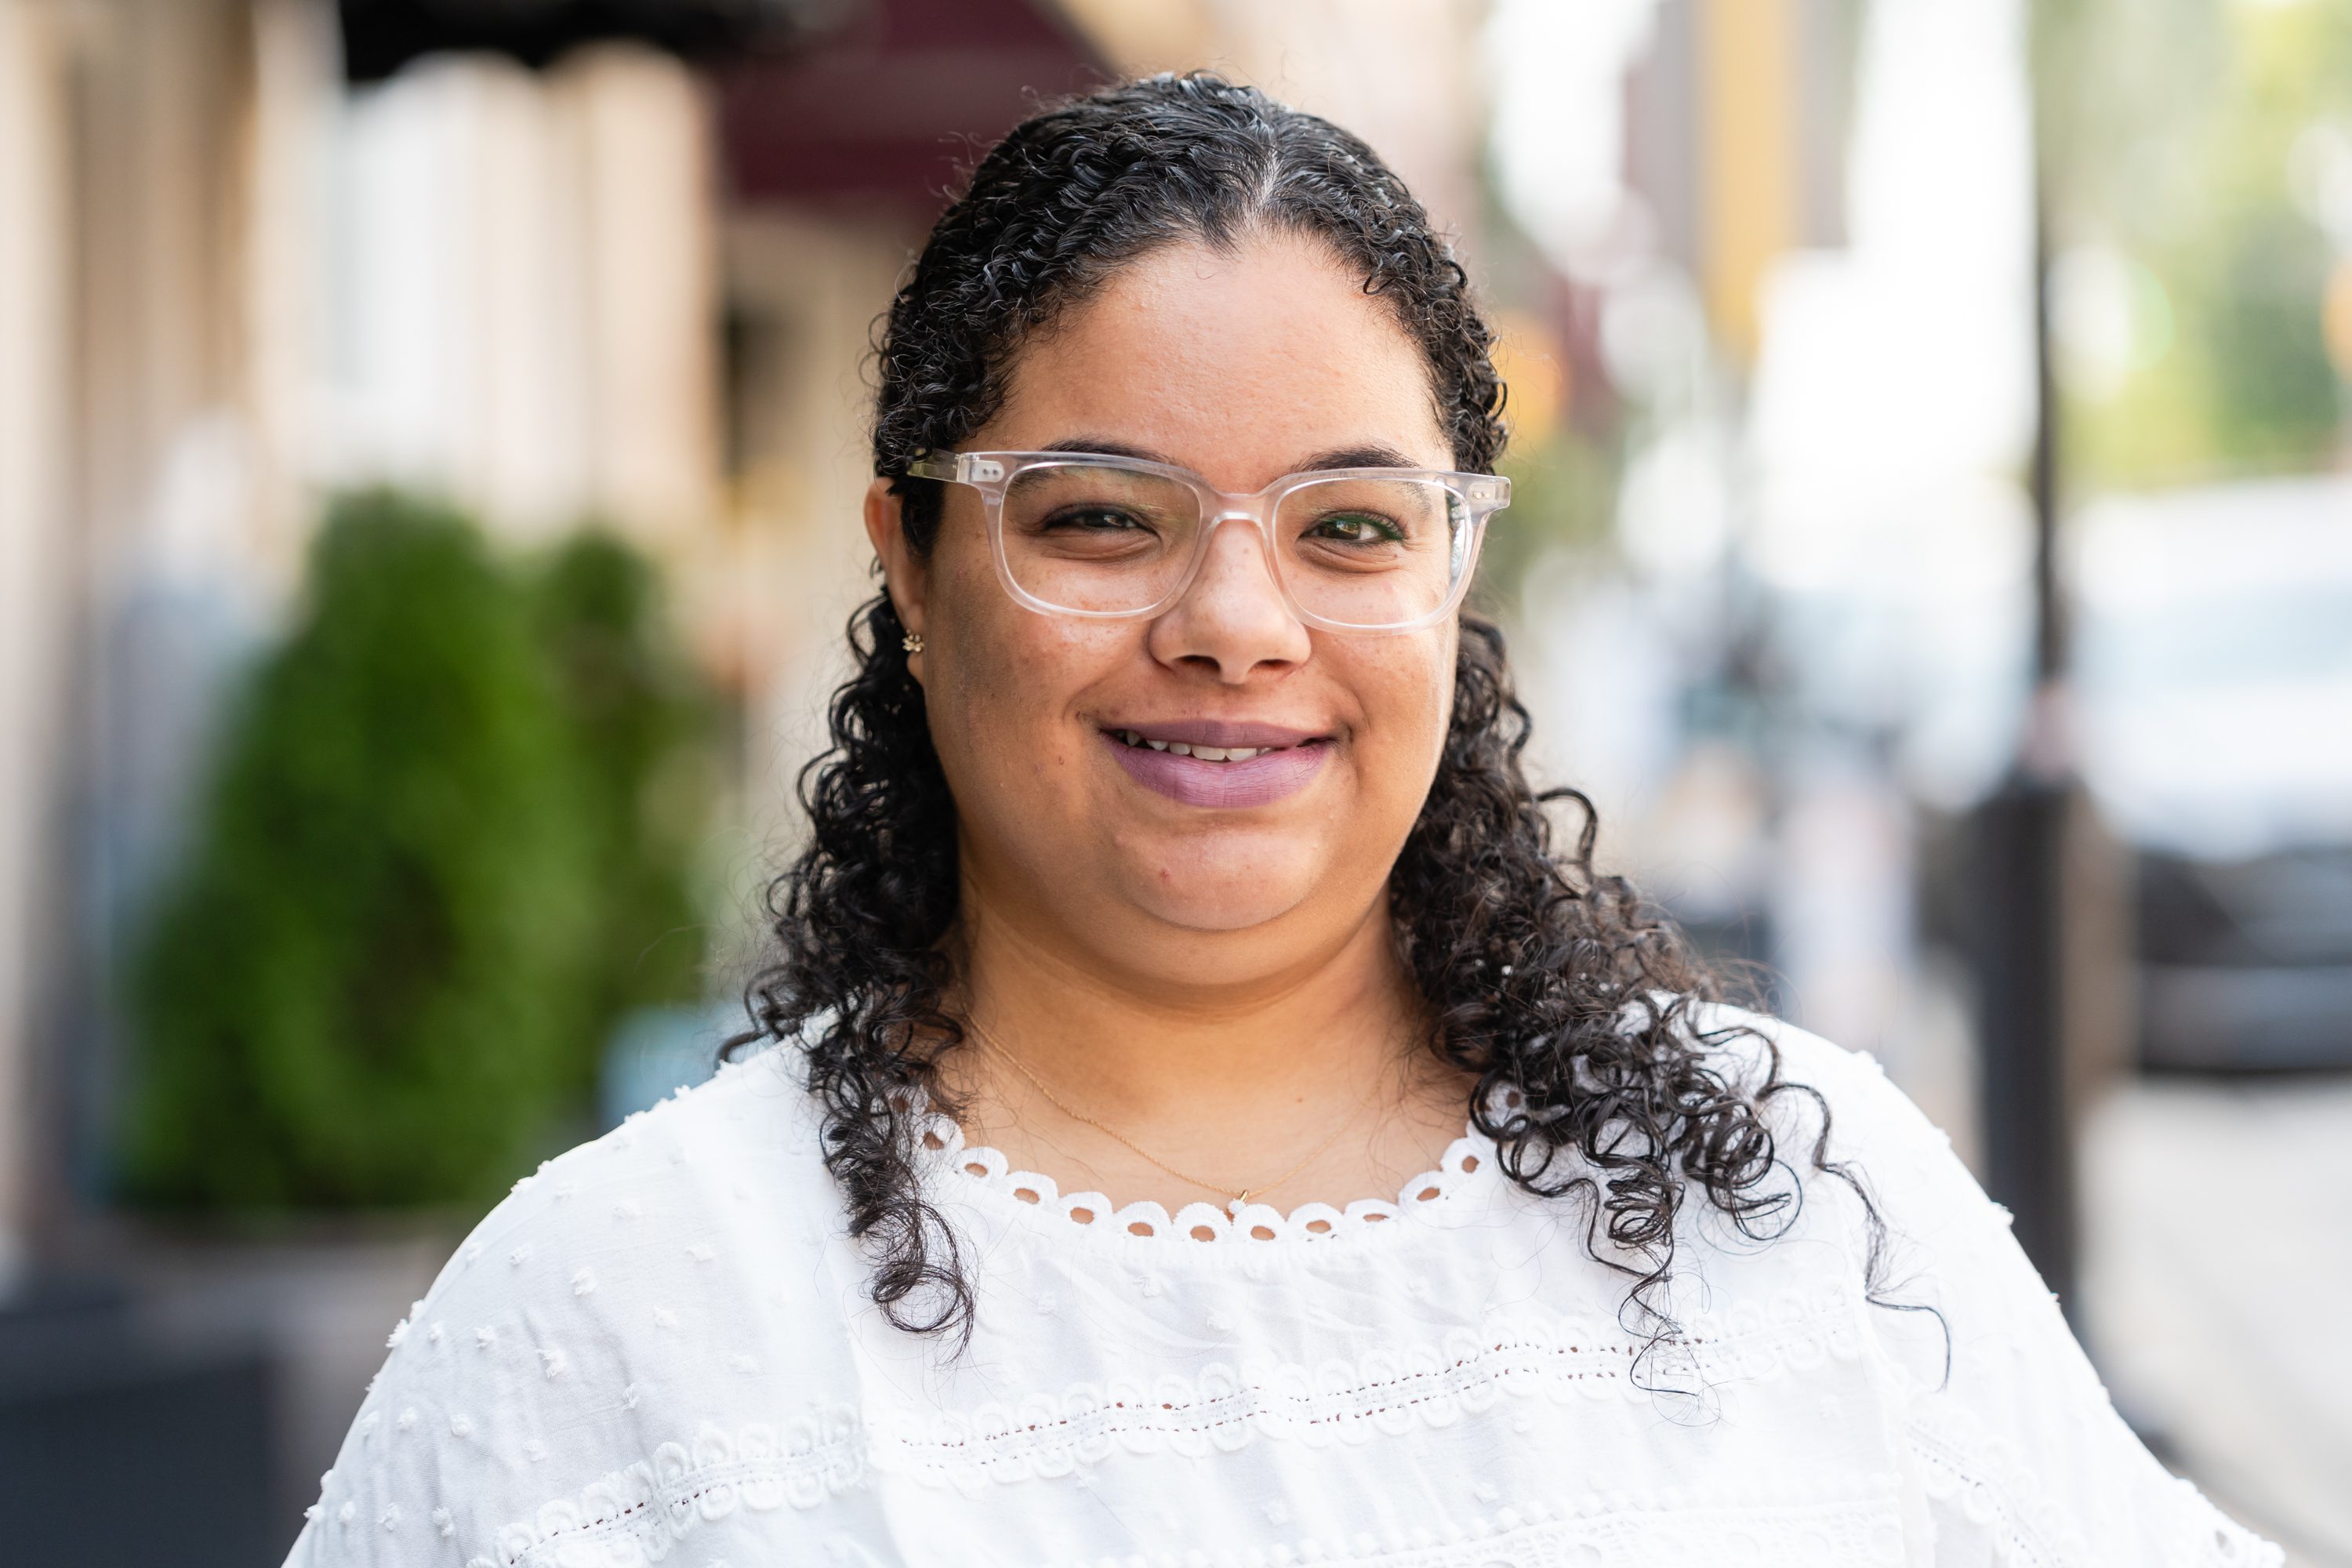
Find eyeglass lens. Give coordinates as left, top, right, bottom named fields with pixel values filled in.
left=998, top=462, right=1469, bottom=627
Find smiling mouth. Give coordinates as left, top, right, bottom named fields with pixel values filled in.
left=1098, top=723, right=1332, bottom=806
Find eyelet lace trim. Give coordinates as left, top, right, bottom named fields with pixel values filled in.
left=488, top=1410, right=862, bottom=1566
left=918, top=1102, right=1503, bottom=1243
left=867, top=1292, right=1863, bottom=1491
left=1907, top=1396, right=2282, bottom=1568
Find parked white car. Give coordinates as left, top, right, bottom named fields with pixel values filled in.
left=2070, top=476, right=2352, bottom=1071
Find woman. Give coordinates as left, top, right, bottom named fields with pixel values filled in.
left=292, top=76, right=2273, bottom=1567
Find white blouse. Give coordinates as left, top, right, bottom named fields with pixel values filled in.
left=285, top=1009, right=2277, bottom=1568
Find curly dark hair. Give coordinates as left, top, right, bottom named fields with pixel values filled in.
left=734, top=73, right=1900, bottom=1360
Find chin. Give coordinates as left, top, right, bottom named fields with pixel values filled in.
left=1110, top=831, right=1330, bottom=935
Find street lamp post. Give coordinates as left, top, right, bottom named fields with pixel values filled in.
left=1968, top=179, right=2078, bottom=1315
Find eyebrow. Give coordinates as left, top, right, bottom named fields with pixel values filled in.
left=1037, top=436, right=1431, bottom=475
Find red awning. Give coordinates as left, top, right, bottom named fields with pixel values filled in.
left=715, top=0, right=1111, bottom=212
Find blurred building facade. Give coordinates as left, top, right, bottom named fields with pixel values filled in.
left=0, top=0, right=1494, bottom=1272
left=0, top=0, right=1494, bottom=1549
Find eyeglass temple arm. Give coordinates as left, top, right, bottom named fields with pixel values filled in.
left=904, top=452, right=1009, bottom=484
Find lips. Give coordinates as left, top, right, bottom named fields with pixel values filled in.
left=1099, top=721, right=1333, bottom=808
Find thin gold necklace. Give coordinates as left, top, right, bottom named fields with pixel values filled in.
left=964, top=1014, right=1363, bottom=1214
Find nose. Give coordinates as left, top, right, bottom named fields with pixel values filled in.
left=1144, top=513, right=1311, bottom=681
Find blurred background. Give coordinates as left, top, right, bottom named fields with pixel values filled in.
left=1, top=0, right=2347, bottom=1560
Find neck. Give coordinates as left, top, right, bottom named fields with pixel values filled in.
left=948, top=870, right=1425, bottom=1131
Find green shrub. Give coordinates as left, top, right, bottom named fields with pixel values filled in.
left=122, top=491, right=718, bottom=1210
left=526, top=528, right=727, bottom=1084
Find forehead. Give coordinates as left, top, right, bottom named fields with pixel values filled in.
left=980, top=234, right=1452, bottom=488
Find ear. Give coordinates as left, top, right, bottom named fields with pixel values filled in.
left=863, top=477, right=930, bottom=677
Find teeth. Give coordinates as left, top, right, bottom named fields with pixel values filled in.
left=1112, top=729, right=1279, bottom=761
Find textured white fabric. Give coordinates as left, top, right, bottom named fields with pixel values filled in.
left=285, top=1009, right=2278, bottom=1568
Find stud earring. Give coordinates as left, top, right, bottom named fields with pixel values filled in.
left=902, top=630, right=924, bottom=655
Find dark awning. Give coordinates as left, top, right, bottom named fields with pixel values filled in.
left=713, top=0, right=1108, bottom=212
left=339, top=0, right=823, bottom=84
left=339, top=0, right=1113, bottom=214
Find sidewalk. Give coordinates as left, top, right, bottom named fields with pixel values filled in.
left=2081, top=1075, right=2352, bottom=1566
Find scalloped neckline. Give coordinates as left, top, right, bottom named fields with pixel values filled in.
left=913, top=1099, right=1505, bottom=1246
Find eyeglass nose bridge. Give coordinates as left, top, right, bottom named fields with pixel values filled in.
left=1160, top=499, right=1296, bottom=615
left=1202, top=499, right=1290, bottom=558
left=1206, top=501, right=1276, bottom=532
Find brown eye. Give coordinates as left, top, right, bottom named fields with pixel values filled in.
left=1308, top=512, right=1404, bottom=544
left=1044, top=506, right=1148, bottom=532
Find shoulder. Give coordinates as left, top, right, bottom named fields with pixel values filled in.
left=1678, top=999, right=1965, bottom=1185
left=378, top=1044, right=848, bottom=1403
left=1664, top=1018, right=2281, bottom=1563
left=419, top=1044, right=835, bottom=1316
left=1668, top=1000, right=2062, bottom=1390
left=394, top=1044, right=850, bottom=1421
left=293, top=1047, right=863, bottom=1564
left=1664, top=1000, right=2009, bottom=1294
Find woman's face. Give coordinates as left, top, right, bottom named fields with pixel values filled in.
left=868, top=233, right=1461, bottom=987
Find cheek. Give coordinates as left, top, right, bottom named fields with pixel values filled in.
left=1347, top=636, right=1457, bottom=798
left=927, top=557, right=1126, bottom=787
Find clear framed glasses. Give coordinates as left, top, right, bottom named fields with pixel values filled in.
left=903, top=450, right=1510, bottom=635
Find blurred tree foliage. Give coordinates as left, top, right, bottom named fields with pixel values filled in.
left=123, top=491, right=721, bottom=1210
left=2034, top=0, right=2350, bottom=488
left=525, top=531, right=724, bottom=1080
